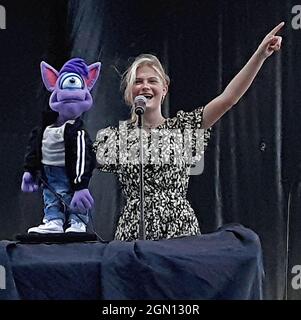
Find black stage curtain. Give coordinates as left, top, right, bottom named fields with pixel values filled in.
left=0, top=0, right=300, bottom=300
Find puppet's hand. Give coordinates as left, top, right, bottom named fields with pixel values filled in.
left=21, top=172, right=39, bottom=192
left=70, top=189, right=94, bottom=213
left=256, top=22, right=284, bottom=59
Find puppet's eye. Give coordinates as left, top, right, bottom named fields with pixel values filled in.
left=60, top=74, right=84, bottom=89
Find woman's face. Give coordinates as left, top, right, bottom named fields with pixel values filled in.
left=132, top=65, right=167, bottom=110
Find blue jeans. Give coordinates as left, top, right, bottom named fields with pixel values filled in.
left=42, top=165, right=88, bottom=224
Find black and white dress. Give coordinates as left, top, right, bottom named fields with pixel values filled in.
left=93, top=106, right=211, bottom=241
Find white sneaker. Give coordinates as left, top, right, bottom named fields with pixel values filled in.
left=27, top=219, right=64, bottom=234
left=65, top=220, right=86, bottom=233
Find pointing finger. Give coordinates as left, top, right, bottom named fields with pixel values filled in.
left=269, top=22, right=285, bottom=36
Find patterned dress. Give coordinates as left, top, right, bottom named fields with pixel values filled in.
left=93, top=106, right=211, bottom=241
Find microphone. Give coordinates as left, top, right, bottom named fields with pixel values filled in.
left=134, top=95, right=147, bottom=115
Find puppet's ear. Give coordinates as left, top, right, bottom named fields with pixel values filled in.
left=86, top=62, right=101, bottom=90
left=40, top=61, right=59, bottom=92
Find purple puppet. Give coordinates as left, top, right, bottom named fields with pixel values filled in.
left=21, top=58, right=101, bottom=233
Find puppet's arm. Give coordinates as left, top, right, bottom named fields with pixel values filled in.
left=21, top=127, right=41, bottom=192
left=69, top=129, right=96, bottom=212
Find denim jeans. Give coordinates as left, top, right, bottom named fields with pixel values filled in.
left=42, top=165, right=88, bottom=224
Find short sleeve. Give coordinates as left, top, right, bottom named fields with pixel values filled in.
left=93, top=126, right=120, bottom=173
left=175, top=106, right=211, bottom=152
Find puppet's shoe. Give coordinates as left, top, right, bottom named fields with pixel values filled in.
left=65, top=220, right=86, bottom=233
left=27, top=219, right=64, bottom=234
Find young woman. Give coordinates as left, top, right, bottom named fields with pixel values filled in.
left=94, top=22, right=283, bottom=241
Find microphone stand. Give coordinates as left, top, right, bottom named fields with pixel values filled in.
left=136, top=109, right=146, bottom=240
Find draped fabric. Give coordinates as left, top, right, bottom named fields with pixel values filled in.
left=0, top=224, right=264, bottom=300
left=0, top=0, right=300, bottom=300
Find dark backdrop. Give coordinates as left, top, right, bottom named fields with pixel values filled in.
left=0, top=0, right=300, bottom=300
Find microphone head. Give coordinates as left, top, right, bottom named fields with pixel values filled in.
left=134, top=95, right=147, bottom=115
left=134, top=95, right=147, bottom=106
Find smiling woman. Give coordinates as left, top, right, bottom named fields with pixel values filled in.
left=94, top=22, right=283, bottom=241
left=121, top=54, right=170, bottom=125
left=94, top=54, right=211, bottom=241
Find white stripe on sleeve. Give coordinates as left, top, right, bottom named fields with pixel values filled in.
left=74, top=130, right=86, bottom=184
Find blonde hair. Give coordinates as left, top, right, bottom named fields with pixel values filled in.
left=121, top=54, right=170, bottom=122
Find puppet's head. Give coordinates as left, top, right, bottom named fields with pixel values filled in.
left=40, top=58, right=101, bottom=121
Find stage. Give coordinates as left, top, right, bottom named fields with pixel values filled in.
left=0, top=224, right=264, bottom=300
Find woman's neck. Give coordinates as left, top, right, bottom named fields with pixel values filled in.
left=142, top=108, right=165, bottom=128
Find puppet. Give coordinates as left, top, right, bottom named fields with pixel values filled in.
left=21, top=58, right=101, bottom=233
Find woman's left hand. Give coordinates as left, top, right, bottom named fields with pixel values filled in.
left=257, top=22, right=284, bottom=59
